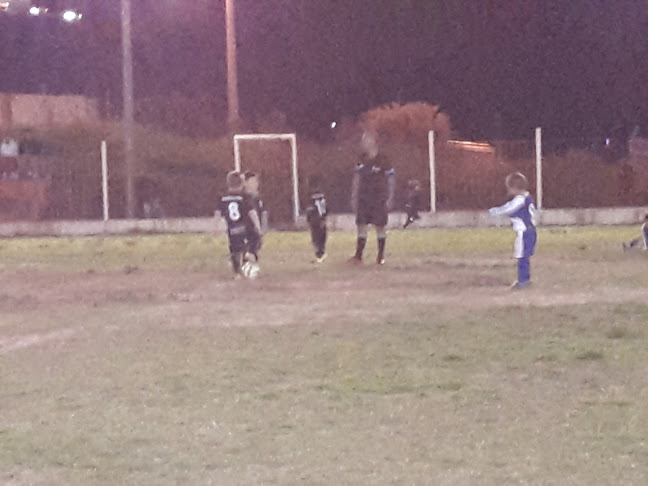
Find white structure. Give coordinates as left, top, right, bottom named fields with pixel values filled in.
left=233, top=133, right=299, bottom=223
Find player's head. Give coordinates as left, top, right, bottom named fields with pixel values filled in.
left=226, top=171, right=244, bottom=192
left=360, top=130, right=379, bottom=158
left=308, top=175, right=322, bottom=194
left=408, top=179, right=421, bottom=191
left=243, top=171, right=259, bottom=194
left=505, top=172, right=528, bottom=196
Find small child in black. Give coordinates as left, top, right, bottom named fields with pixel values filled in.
left=305, top=176, right=328, bottom=263
left=220, top=171, right=262, bottom=277
left=403, top=179, right=422, bottom=228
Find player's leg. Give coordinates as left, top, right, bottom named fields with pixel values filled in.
left=350, top=224, right=368, bottom=262
left=229, top=235, right=246, bottom=277
left=246, top=232, right=261, bottom=262
left=375, top=205, right=389, bottom=264
left=315, top=224, right=327, bottom=260
left=376, top=226, right=387, bottom=264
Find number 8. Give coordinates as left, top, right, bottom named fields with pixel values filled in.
left=228, top=202, right=241, bottom=221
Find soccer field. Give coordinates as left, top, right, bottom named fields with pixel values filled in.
left=1, top=227, right=647, bottom=485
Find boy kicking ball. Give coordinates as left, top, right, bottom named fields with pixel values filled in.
left=489, top=172, right=538, bottom=290
left=220, top=171, right=263, bottom=278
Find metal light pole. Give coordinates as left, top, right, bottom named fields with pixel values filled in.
left=225, top=0, right=240, bottom=131
left=121, top=0, right=136, bottom=218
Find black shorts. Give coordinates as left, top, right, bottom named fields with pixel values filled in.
left=228, top=234, right=247, bottom=254
left=356, top=204, right=388, bottom=227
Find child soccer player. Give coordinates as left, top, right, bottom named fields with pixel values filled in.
left=623, top=214, right=648, bottom=251
left=243, top=171, right=267, bottom=262
left=220, top=171, right=263, bottom=277
left=403, top=179, right=422, bottom=228
left=305, top=176, right=328, bottom=263
left=489, top=172, right=537, bottom=289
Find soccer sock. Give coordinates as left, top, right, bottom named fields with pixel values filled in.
left=231, top=253, right=242, bottom=274
left=377, top=230, right=387, bottom=260
left=355, top=237, right=367, bottom=259
left=518, top=257, right=530, bottom=283
left=318, top=228, right=327, bottom=257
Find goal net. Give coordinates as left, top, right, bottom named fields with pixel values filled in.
left=233, top=133, right=299, bottom=224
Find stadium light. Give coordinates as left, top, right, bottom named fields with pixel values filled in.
left=29, top=6, right=47, bottom=16
left=62, top=9, right=82, bottom=22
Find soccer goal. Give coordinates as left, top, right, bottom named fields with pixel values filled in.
left=233, top=133, right=299, bottom=223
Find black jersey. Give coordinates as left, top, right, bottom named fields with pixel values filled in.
left=355, top=154, right=395, bottom=207
left=248, top=194, right=265, bottom=217
left=220, top=192, right=253, bottom=236
left=306, top=192, right=328, bottom=225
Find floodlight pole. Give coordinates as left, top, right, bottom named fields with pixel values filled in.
left=121, top=0, right=136, bottom=218
left=225, top=0, right=241, bottom=131
left=535, top=127, right=543, bottom=209
left=428, top=130, right=437, bottom=213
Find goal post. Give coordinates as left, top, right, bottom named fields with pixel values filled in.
left=233, top=133, right=299, bottom=224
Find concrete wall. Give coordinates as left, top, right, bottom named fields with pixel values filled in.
left=0, top=207, right=645, bottom=238
left=0, top=93, right=99, bottom=130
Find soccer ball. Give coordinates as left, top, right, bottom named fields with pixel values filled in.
left=241, top=261, right=260, bottom=280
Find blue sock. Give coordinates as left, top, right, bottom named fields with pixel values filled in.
left=518, top=257, right=530, bottom=283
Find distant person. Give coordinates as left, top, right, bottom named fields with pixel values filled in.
left=623, top=214, right=648, bottom=251
left=0, top=136, right=19, bottom=178
left=305, top=175, right=328, bottom=263
left=220, top=171, right=263, bottom=278
left=403, top=179, right=422, bottom=228
left=489, top=172, right=537, bottom=290
left=349, top=131, right=396, bottom=265
left=243, top=171, right=267, bottom=262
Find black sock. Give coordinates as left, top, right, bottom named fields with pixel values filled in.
left=317, top=228, right=327, bottom=257
left=230, top=253, right=242, bottom=274
left=355, top=237, right=367, bottom=259
left=377, top=237, right=386, bottom=260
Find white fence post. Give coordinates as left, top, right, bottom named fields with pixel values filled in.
left=428, top=130, right=437, bottom=213
left=535, top=127, right=543, bottom=209
left=100, top=140, right=109, bottom=221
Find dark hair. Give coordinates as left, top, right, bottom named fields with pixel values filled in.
left=227, top=171, right=243, bottom=189
left=644, top=213, right=648, bottom=221
left=506, top=172, right=528, bottom=191
left=243, top=170, right=257, bottom=180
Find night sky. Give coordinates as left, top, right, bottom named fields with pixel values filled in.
left=1, top=0, right=648, bottom=141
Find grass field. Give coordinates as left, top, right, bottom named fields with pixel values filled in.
left=1, top=227, right=647, bottom=485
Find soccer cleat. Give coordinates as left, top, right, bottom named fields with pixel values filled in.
left=376, top=257, right=385, bottom=265
left=347, top=256, right=363, bottom=265
left=315, top=253, right=327, bottom=263
left=510, top=281, right=531, bottom=290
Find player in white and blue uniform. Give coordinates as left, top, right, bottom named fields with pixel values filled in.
left=489, top=172, right=537, bottom=289
left=623, top=214, right=648, bottom=251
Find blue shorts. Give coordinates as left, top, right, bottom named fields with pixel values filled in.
left=514, top=229, right=536, bottom=259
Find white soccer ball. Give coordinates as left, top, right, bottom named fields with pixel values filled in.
left=241, top=261, right=260, bottom=280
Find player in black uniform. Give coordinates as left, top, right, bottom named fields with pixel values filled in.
left=403, top=179, right=422, bottom=228
left=243, top=171, right=266, bottom=262
left=220, top=171, right=263, bottom=277
left=349, top=132, right=396, bottom=265
left=305, top=176, right=328, bottom=263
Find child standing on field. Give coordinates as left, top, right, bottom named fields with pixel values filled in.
left=489, top=172, right=538, bottom=290
left=623, top=214, right=648, bottom=251
left=403, top=179, right=422, bottom=228
left=305, top=176, right=328, bottom=263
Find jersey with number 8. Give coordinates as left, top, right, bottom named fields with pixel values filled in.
left=220, top=193, right=253, bottom=236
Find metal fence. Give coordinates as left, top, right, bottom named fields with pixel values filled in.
left=2, top=128, right=647, bottom=224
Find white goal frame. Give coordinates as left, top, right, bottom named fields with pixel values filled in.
left=233, top=133, right=299, bottom=223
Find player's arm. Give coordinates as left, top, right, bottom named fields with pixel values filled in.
left=350, top=169, right=360, bottom=213
left=385, top=168, right=396, bottom=211
left=489, top=195, right=526, bottom=216
left=248, top=208, right=262, bottom=235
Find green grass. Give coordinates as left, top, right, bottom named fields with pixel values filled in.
left=0, top=227, right=647, bottom=485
